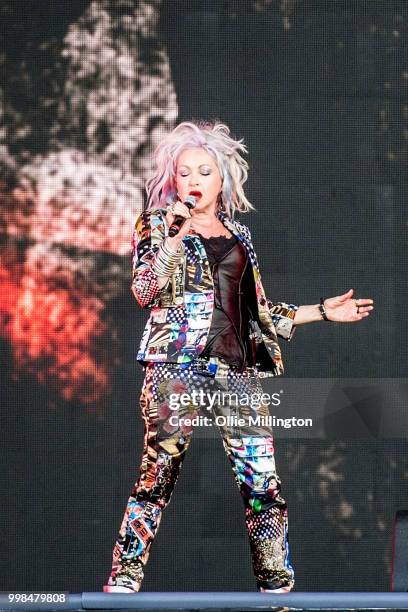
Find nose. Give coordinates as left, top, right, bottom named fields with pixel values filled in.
left=188, top=172, right=200, bottom=186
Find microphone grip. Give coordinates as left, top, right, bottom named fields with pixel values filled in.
left=167, top=196, right=195, bottom=237
left=168, top=215, right=186, bottom=237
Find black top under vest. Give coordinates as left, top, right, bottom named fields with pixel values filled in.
left=196, top=233, right=258, bottom=371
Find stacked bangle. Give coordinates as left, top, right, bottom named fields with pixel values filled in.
left=151, top=238, right=184, bottom=278
left=319, top=297, right=329, bottom=321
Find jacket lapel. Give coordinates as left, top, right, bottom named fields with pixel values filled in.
left=218, top=213, right=279, bottom=344
left=218, top=213, right=257, bottom=268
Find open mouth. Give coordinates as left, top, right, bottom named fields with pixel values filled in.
left=189, top=190, right=202, bottom=199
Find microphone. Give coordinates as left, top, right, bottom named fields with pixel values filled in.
left=168, top=195, right=196, bottom=237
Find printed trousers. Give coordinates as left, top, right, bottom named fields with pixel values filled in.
left=105, top=359, right=295, bottom=592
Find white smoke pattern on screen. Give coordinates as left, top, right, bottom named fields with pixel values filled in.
left=0, top=1, right=177, bottom=405
left=1, top=0, right=178, bottom=255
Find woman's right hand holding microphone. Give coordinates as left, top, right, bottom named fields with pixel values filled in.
left=165, top=199, right=193, bottom=249
left=153, top=200, right=192, bottom=289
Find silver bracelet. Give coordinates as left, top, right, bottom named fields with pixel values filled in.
left=152, top=239, right=184, bottom=277
left=162, top=237, right=184, bottom=257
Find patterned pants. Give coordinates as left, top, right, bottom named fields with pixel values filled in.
left=105, top=359, right=294, bottom=592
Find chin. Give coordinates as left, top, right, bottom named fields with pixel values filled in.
left=194, top=199, right=213, bottom=211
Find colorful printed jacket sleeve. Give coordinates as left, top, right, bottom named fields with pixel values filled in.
left=238, top=221, right=298, bottom=342
left=130, top=209, right=169, bottom=308
left=267, top=300, right=298, bottom=341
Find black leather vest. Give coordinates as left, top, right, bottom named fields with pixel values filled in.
left=198, top=235, right=257, bottom=371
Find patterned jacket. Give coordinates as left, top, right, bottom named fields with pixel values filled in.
left=131, top=208, right=298, bottom=377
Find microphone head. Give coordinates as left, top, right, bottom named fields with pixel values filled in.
left=184, top=195, right=196, bottom=209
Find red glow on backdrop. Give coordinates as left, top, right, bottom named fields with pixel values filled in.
left=0, top=0, right=179, bottom=415
left=0, top=177, right=134, bottom=256
left=0, top=242, right=117, bottom=410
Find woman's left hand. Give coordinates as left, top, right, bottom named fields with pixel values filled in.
left=324, top=288, right=374, bottom=322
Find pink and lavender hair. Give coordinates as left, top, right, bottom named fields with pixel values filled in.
left=145, top=120, right=255, bottom=217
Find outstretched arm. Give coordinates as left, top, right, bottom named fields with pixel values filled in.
left=293, top=288, right=374, bottom=325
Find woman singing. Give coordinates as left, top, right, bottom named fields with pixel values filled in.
left=104, top=120, right=374, bottom=594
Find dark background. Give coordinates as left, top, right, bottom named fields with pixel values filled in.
left=0, top=0, right=407, bottom=593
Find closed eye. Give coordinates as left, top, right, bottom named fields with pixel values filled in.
left=179, top=170, right=211, bottom=177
